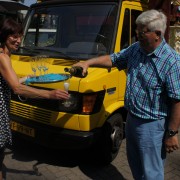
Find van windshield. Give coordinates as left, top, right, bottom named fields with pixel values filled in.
left=19, top=3, right=118, bottom=59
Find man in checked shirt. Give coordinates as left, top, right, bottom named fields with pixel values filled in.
left=74, top=9, right=180, bottom=180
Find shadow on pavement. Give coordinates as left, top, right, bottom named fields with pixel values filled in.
left=3, top=136, right=126, bottom=180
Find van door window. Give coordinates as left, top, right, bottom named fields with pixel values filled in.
left=121, top=9, right=130, bottom=49
left=131, top=10, right=141, bottom=44
left=121, top=8, right=142, bottom=49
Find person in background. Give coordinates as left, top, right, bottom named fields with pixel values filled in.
left=73, top=10, right=180, bottom=180
left=171, top=0, right=180, bottom=25
left=0, top=18, right=69, bottom=180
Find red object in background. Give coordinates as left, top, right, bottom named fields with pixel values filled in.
left=175, top=6, right=180, bottom=17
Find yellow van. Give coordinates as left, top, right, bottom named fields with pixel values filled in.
left=10, top=0, right=148, bottom=164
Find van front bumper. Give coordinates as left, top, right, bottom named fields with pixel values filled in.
left=10, top=115, right=102, bottom=149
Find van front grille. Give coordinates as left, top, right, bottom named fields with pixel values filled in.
left=10, top=101, right=52, bottom=124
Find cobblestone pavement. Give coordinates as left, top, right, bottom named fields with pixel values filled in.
left=2, top=132, right=180, bottom=180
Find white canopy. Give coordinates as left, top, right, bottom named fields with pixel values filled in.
left=0, top=0, right=29, bottom=12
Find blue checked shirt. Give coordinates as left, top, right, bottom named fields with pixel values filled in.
left=110, top=39, right=180, bottom=120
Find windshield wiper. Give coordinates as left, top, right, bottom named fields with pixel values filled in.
left=16, top=46, right=79, bottom=61
left=18, top=46, right=36, bottom=52
left=33, top=47, right=77, bottom=60
left=13, top=46, right=40, bottom=55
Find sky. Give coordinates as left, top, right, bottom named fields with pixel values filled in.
left=23, top=0, right=37, bottom=7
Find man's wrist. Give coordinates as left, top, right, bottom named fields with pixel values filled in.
left=166, top=129, right=178, bottom=137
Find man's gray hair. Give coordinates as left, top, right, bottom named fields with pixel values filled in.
left=136, top=9, right=167, bottom=37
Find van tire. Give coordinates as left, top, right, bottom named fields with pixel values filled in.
left=95, top=113, right=124, bottom=165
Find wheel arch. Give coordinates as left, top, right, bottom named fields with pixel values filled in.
left=97, top=101, right=128, bottom=127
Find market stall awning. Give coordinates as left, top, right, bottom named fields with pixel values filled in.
left=0, top=0, right=29, bottom=12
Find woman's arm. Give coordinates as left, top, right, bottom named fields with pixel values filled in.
left=0, top=54, right=69, bottom=100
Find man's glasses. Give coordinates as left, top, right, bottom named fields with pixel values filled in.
left=135, top=29, right=154, bottom=36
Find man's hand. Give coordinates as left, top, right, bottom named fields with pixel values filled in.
left=72, top=62, right=89, bottom=77
left=165, top=135, right=179, bottom=153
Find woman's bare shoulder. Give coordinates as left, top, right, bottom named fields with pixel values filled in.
left=0, top=52, right=10, bottom=68
left=0, top=53, right=9, bottom=60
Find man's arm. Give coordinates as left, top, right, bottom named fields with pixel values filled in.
left=73, top=55, right=112, bottom=76
left=165, top=99, right=180, bottom=153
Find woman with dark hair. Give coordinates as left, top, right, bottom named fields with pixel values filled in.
left=0, top=18, right=69, bottom=180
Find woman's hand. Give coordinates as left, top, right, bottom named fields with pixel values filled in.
left=19, top=76, right=28, bottom=84
left=49, top=89, right=69, bottom=100
left=19, top=75, right=34, bottom=84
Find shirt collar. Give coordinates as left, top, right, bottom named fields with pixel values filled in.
left=138, top=38, right=166, bottom=58
left=152, top=38, right=166, bottom=58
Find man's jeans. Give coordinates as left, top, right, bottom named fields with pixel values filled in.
left=125, top=113, right=166, bottom=180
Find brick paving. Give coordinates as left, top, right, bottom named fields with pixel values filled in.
left=2, top=132, right=180, bottom=180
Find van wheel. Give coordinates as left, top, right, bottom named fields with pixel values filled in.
left=95, top=113, right=124, bottom=165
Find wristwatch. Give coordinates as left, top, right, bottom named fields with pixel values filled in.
left=166, top=129, right=178, bottom=137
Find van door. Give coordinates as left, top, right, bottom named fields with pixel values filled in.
left=115, top=1, right=145, bottom=52
left=114, top=2, right=146, bottom=98
left=120, top=8, right=142, bottom=49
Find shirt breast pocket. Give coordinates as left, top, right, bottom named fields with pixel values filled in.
left=145, top=76, right=164, bottom=96
left=140, top=71, right=163, bottom=91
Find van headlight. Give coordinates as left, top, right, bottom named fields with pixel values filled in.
left=58, top=91, right=105, bottom=114
left=59, top=93, right=80, bottom=112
